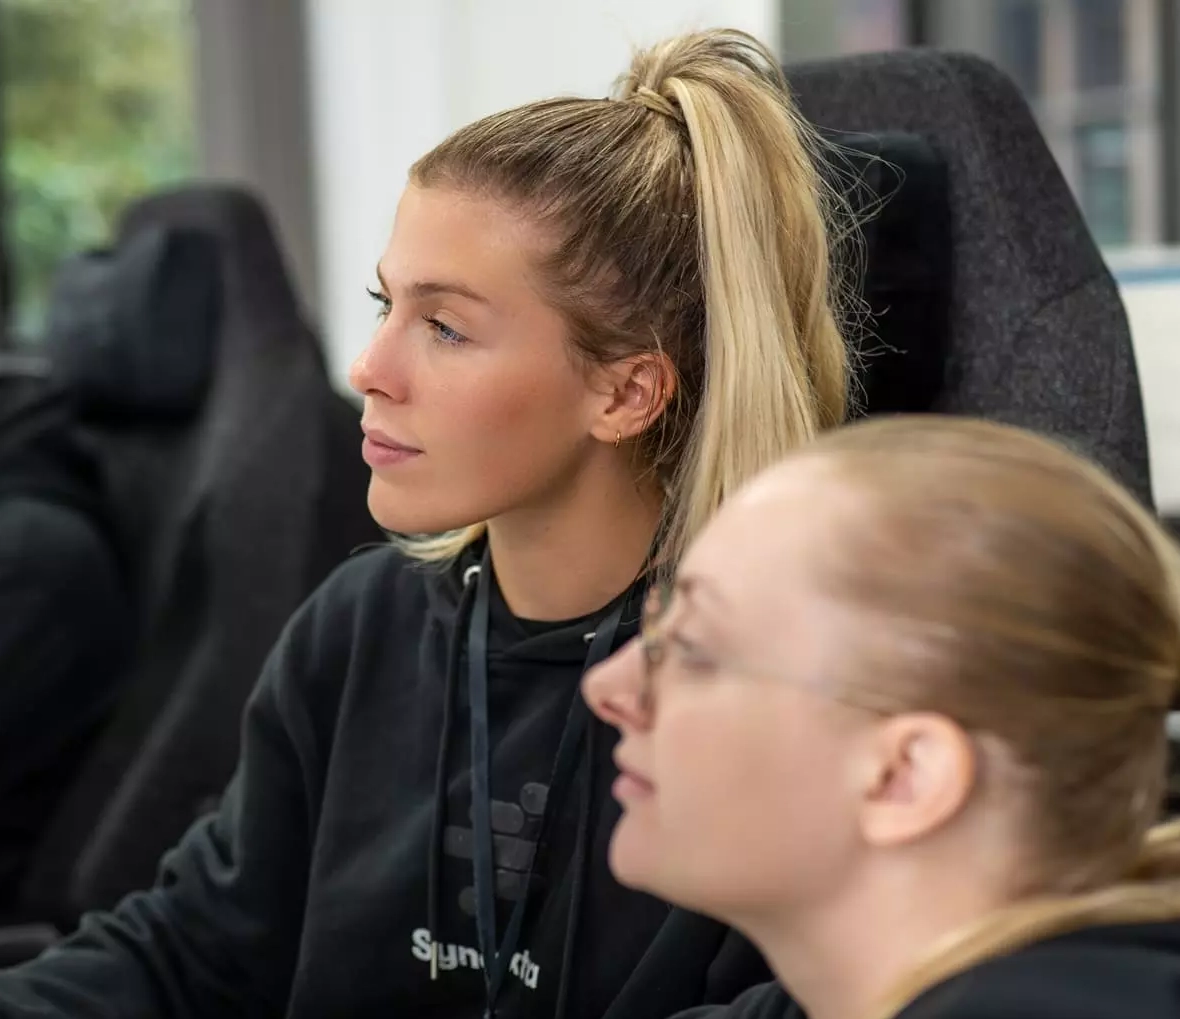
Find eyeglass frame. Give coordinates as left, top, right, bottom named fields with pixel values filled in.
left=636, top=579, right=911, bottom=722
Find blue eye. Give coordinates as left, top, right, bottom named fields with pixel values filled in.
left=423, top=315, right=468, bottom=346
left=367, top=287, right=391, bottom=321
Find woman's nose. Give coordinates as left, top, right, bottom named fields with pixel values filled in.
left=349, top=320, right=410, bottom=403
left=348, top=342, right=376, bottom=397
left=583, top=638, right=651, bottom=732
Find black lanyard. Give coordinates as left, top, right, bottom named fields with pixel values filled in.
left=467, top=549, right=626, bottom=1017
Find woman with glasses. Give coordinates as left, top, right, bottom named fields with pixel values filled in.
left=586, top=415, right=1180, bottom=1019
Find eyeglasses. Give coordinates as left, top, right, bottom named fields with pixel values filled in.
left=637, top=580, right=895, bottom=719
left=637, top=580, right=727, bottom=711
left=637, top=582, right=672, bottom=710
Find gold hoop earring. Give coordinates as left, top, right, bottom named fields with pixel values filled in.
left=614, top=431, right=622, bottom=449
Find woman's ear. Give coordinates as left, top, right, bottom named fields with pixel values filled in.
left=590, top=352, right=677, bottom=445
left=854, top=713, right=976, bottom=849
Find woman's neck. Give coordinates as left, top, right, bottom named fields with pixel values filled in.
left=751, top=859, right=1013, bottom=1019
left=486, top=456, right=663, bottom=621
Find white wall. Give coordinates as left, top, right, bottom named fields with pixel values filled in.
left=1121, top=278, right=1180, bottom=513
left=303, top=0, right=777, bottom=391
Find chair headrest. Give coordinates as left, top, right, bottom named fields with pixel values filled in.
left=118, top=185, right=301, bottom=324
left=44, top=225, right=221, bottom=419
left=788, top=50, right=1108, bottom=326
left=817, top=127, right=953, bottom=416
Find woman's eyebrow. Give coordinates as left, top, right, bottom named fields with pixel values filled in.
left=375, top=264, right=490, bottom=305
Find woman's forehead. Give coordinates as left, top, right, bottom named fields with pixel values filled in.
left=689, top=460, right=859, bottom=579
left=384, top=185, right=551, bottom=297
left=679, top=460, right=877, bottom=636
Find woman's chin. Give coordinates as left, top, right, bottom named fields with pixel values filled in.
left=366, top=483, right=473, bottom=537
left=607, top=816, right=662, bottom=893
left=609, top=818, right=713, bottom=918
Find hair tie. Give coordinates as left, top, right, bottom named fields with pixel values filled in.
left=632, top=85, right=684, bottom=124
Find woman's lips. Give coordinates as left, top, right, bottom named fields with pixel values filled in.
left=361, top=427, right=423, bottom=468
left=612, top=771, right=656, bottom=802
left=612, top=749, right=656, bottom=802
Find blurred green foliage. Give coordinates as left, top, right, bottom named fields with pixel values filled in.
left=2, top=0, right=195, bottom=342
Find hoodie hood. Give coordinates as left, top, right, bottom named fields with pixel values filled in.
left=424, top=539, right=640, bottom=666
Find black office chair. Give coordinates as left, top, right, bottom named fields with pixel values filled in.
left=5, top=186, right=381, bottom=942
left=789, top=49, right=1152, bottom=506
left=789, top=48, right=1169, bottom=812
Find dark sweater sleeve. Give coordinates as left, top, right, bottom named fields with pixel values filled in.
left=0, top=590, right=332, bottom=1018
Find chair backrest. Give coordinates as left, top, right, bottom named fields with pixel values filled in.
left=42, top=222, right=222, bottom=613
left=787, top=49, right=1153, bottom=507
left=18, top=185, right=381, bottom=921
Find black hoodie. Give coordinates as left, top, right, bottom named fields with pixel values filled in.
left=671, top=919, right=1180, bottom=1018
left=0, top=543, right=771, bottom=1018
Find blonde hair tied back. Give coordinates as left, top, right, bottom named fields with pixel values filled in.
left=628, top=84, right=685, bottom=123
left=797, top=417, right=1180, bottom=1019
left=399, top=28, right=857, bottom=573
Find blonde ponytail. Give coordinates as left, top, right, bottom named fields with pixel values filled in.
left=622, top=31, right=850, bottom=565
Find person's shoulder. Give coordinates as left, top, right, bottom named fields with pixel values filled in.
left=311, top=542, right=467, bottom=613
left=313, top=541, right=418, bottom=607
left=299, top=541, right=459, bottom=639
left=900, top=921, right=1180, bottom=1019
left=265, top=543, right=458, bottom=715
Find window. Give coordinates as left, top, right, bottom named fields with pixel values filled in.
left=915, top=0, right=1171, bottom=249
left=1077, top=122, right=1132, bottom=244
left=996, top=0, right=1043, bottom=98
left=839, top=0, right=907, bottom=52
left=784, top=0, right=1176, bottom=249
left=1074, top=0, right=1125, bottom=90
left=1, top=0, right=197, bottom=345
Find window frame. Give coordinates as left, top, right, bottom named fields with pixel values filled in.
left=1162, top=0, right=1180, bottom=242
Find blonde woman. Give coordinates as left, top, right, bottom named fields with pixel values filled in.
left=587, top=416, right=1180, bottom=1019
left=0, top=28, right=848, bottom=1019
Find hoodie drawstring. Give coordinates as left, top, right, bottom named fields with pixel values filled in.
left=428, top=545, right=628, bottom=1019
left=426, top=561, right=480, bottom=981
left=554, top=719, right=597, bottom=1019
